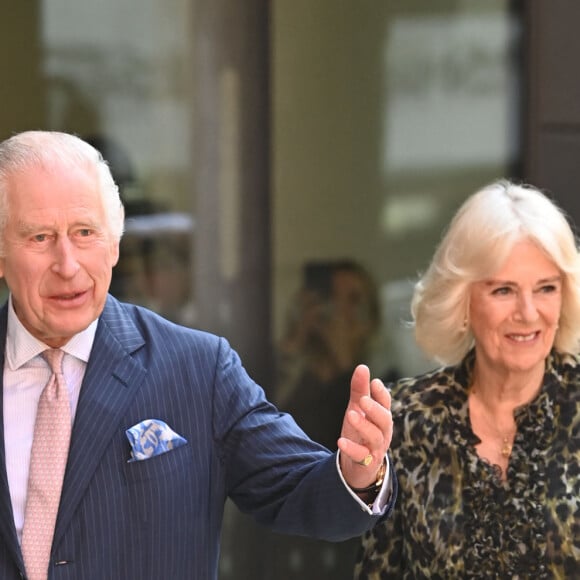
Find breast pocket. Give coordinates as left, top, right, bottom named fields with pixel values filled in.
left=123, top=442, right=200, bottom=532
left=123, top=440, right=193, bottom=485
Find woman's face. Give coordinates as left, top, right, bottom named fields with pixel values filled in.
left=469, top=239, right=562, bottom=377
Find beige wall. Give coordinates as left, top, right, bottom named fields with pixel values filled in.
left=272, top=3, right=392, bottom=339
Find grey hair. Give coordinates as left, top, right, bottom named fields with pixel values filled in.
left=411, top=179, right=580, bottom=365
left=0, top=131, right=125, bottom=256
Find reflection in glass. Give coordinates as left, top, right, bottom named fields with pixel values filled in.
left=39, top=0, right=196, bottom=328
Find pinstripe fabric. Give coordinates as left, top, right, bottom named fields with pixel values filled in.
left=0, top=295, right=394, bottom=579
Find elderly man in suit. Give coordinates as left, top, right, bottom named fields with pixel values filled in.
left=0, top=131, right=395, bottom=580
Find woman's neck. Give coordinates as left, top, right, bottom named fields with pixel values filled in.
left=468, top=358, right=546, bottom=481
left=470, top=362, right=545, bottom=411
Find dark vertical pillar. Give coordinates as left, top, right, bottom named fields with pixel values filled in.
left=191, top=3, right=271, bottom=578
left=192, top=0, right=273, bottom=388
left=523, top=0, right=580, bottom=222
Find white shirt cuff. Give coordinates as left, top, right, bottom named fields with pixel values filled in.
left=335, top=450, right=392, bottom=515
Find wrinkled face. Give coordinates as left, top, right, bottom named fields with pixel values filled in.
left=0, top=161, right=120, bottom=347
left=469, top=240, right=562, bottom=377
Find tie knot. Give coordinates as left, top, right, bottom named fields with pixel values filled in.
left=42, top=349, right=64, bottom=374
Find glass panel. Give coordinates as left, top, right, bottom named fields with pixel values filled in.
left=264, top=1, right=522, bottom=579
left=40, top=0, right=196, bottom=326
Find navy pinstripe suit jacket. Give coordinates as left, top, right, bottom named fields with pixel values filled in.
left=0, top=295, right=394, bottom=579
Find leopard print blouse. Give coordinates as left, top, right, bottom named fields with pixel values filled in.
left=354, top=350, right=579, bottom=579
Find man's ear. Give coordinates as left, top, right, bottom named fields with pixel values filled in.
left=111, top=242, right=121, bottom=268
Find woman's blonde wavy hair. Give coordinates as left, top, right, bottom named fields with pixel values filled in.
left=411, top=179, right=580, bottom=365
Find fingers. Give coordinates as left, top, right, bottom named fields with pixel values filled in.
left=370, top=378, right=391, bottom=411
left=355, top=399, right=392, bottom=451
left=349, top=364, right=371, bottom=401
left=338, top=383, right=393, bottom=462
left=337, top=436, right=376, bottom=466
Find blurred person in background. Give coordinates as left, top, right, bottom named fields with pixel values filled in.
left=269, top=259, right=396, bottom=580
left=276, top=259, right=384, bottom=449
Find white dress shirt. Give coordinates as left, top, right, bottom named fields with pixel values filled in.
left=3, top=296, right=97, bottom=544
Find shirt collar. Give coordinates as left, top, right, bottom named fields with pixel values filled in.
left=5, top=294, right=99, bottom=370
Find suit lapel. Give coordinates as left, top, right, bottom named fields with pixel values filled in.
left=53, top=296, right=147, bottom=545
left=0, top=303, right=23, bottom=570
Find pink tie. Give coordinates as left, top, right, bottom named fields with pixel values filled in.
left=21, top=349, right=71, bottom=580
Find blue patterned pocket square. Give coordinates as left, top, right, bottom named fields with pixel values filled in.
left=126, top=419, right=188, bottom=462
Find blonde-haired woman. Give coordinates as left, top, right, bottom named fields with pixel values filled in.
left=355, top=180, right=580, bottom=578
